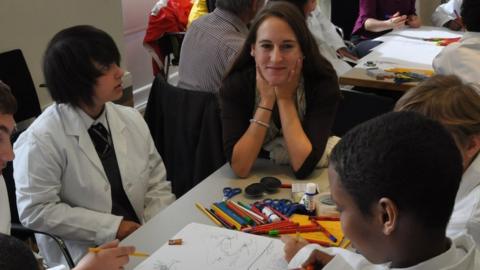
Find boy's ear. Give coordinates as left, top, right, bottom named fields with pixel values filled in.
left=376, top=197, right=398, bottom=236
left=465, top=134, right=480, bottom=163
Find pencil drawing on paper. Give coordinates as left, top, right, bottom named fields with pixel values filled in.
left=206, top=232, right=259, bottom=267
left=150, top=259, right=180, bottom=270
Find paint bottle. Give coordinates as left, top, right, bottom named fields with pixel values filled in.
left=262, top=206, right=281, bottom=222
left=300, top=183, right=317, bottom=215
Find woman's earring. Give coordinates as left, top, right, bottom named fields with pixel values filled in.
left=251, top=51, right=255, bottom=57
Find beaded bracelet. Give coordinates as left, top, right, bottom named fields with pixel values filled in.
left=257, top=105, right=273, bottom=112
left=250, top=118, right=270, bottom=128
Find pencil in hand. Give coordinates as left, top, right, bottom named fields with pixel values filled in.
left=88, top=247, right=149, bottom=257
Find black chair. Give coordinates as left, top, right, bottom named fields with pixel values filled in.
left=331, top=0, right=359, bottom=41
left=1, top=49, right=75, bottom=268
left=0, top=49, right=41, bottom=129
left=156, top=32, right=186, bottom=80
left=144, top=76, right=225, bottom=197
left=332, top=89, right=395, bottom=136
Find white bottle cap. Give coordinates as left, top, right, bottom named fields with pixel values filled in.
left=306, top=183, right=316, bottom=194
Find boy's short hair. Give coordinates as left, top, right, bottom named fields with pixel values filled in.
left=330, top=111, right=463, bottom=230
left=0, top=233, right=38, bottom=270
left=0, top=81, right=17, bottom=115
left=394, top=75, right=480, bottom=149
left=461, top=0, right=480, bottom=32
left=43, top=25, right=120, bottom=107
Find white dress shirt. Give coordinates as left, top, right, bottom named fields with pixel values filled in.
left=289, top=234, right=480, bottom=270
left=432, top=0, right=463, bottom=27
left=307, top=6, right=352, bottom=76
left=0, top=175, right=11, bottom=234
left=433, top=31, right=480, bottom=85
left=448, top=154, right=480, bottom=246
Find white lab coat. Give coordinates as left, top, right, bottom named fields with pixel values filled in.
left=289, top=234, right=480, bottom=270
left=433, top=31, right=480, bottom=85
left=448, top=154, right=480, bottom=246
left=432, top=0, right=463, bottom=27
left=13, top=102, right=175, bottom=267
left=0, top=175, right=11, bottom=234
left=307, top=6, right=352, bottom=76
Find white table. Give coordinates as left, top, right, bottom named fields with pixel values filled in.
left=122, top=160, right=329, bottom=269
left=339, top=26, right=463, bottom=91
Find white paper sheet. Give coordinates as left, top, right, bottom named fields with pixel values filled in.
left=134, top=223, right=288, bottom=270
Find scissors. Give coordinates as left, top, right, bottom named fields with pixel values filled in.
left=223, top=187, right=242, bottom=201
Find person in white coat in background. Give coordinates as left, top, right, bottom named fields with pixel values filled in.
left=13, top=25, right=175, bottom=268
left=433, top=0, right=480, bottom=85
left=269, top=0, right=357, bottom=76
left=432, top=0, right=464, bottom=31
left=395, top=75, right=480, bottom=247
left=284, top=111, right=480, bottom=270
left=0, top=82, right=136, bottom=270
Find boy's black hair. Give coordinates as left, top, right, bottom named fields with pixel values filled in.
left=43, top=25, right=120, bottom=107
left=330, top=111, right=463, bottom=230
left=0, top=233, right=38, bottom=270
left=461, top=0, right=480, bottom=32
left=0, top=81, right=17, bottom=115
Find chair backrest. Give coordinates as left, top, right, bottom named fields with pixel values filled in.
left=0, top=49, right=41, bottom=128
left=332, top=89, right=395, bottom=136
left=331, top=0, right=359, bottom=41
left=144, top=76, right=225, bottom=197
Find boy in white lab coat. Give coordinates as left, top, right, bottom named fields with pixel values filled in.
left=433, top=0, right=480, bottom=84
left=432, top=0, right=464, bottom=31
left=13, top=25, right=176, bottom=267
left=0, top=82, right=136, bottom=270
left=284, top=111, right=480, bottom=269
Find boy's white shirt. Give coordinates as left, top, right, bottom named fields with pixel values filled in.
left=431, top=0, right=463, bottom=27
left=289, top=234, right=480, bottom=270
left=1, top=175, right=68, bottom=270
left=0, top=175, right=11, bottom=235
left=448, top=154, right=480, bottom=246
left=433, top=31, right=480, bottom=87
left=307, top=5, right=352, bottom=76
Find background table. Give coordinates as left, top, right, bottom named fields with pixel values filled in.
left=122, top=160, right=329, bottom=269
left=339, top=26, right=463, bottom=91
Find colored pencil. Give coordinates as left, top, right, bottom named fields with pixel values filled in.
left=311, top=220, right=338, bottom=243
left=88, top=248, right=149, bottom=257
left=209, top=208, right=235, bottom=229
left=211, top=204, right=242, bottom=230
left=195, top=203, right=222, bottom=227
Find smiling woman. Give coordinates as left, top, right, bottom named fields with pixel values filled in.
left=219, top=2, right=340, bottom=179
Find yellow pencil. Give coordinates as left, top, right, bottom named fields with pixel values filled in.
left=195, top=202, right=223, bottom=227
left=88, top=247, right=149, bottom=257
left=211, top=204, right=242, bottom=230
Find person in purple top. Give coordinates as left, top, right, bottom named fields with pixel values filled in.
left=352, top=0, right=421, bottom=57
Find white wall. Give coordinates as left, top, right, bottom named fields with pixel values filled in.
left=0, top=0, right=125, bottom=108
left=122, top=0, right=158, bottom=110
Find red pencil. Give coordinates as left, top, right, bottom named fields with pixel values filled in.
left=309, top=216, right=340, bottom=221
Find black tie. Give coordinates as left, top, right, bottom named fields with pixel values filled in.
left=88, top=123, right=112, bottom=158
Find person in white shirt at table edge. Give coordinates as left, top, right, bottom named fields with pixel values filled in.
left=13, top=25, right=175, bottom=267
left=432, top=0, right=464, bottom=31
left=0, top=81, right=136, bottom=270
left=433, top=0, right=480, bottom=85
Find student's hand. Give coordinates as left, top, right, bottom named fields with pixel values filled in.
left=387, top=12, right=407, bottom=30
left=300, top=249, right=334, bottom=270
left=74, top=239, right=135, bottom=270
left=406, top=15, right=421, bottom=28
left=336, top=48, right=358, bottom=61
left=274, top=57, right=303, bottom=101
left=281, top=235, right=309, bottom=263
left=256, top=65, right=277, bottom=106
left=445, top=18, right=463, bottom=31
left=116, top=220, right=141, bottom=240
